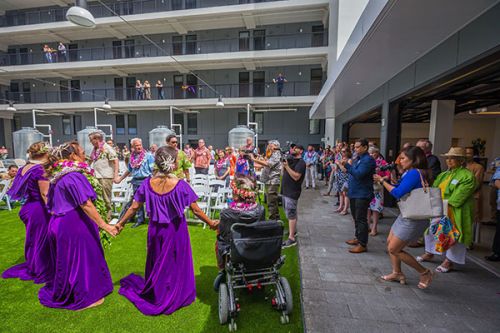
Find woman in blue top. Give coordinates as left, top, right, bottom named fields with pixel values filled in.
left=373, top=146, right=433, bottom=289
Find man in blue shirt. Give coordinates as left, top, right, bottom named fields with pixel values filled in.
left=272, top=73, right=287, bottom=96
left=116, top=138, right=155, bottom=228
left=303, top=145, right=319, bottom=189
left=485, top=159, right=500, bottom=261
left=338, top=138, right=376, bottom=253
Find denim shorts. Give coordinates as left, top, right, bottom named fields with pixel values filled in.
left=282, top=196, right=298, bottom=220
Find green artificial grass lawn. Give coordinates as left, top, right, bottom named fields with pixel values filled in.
left=0, top=206, right=303, bottom=333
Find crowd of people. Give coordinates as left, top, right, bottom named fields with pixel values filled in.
left=43, top=42, right=67, bottom=63
left=1, top=129, right=499, bottom=314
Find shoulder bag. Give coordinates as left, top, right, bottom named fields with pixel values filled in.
left=398, top=169, right=443, bottom=219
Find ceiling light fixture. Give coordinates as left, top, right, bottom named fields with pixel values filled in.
left=66, top=0, right=96, bottom=28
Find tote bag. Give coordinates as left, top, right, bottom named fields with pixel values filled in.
left=398, top=170, right=443, bottom=219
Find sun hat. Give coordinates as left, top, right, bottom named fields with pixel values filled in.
left=441, top=147, right=466, bottom=157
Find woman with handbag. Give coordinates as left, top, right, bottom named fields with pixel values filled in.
left=373, top=146, right=433, bottom=289
left=417, top=147, right=476, bottom=273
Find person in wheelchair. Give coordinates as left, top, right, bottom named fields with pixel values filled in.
left=215, top=175, right=265, bottom=281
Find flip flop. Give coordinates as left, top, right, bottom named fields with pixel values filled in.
left=435, top=265, right=451, bottom=273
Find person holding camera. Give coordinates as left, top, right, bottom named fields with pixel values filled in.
left=252, top=140, right=283, bottom=220
left=281, top=145, right=306, bottom=248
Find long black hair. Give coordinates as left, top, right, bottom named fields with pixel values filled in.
left=401, top=146, right=432, bottom=183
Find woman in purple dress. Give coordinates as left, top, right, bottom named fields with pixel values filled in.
left=38, top=141, right=118, bottom=311
left=116, top=146, right=219, bottom=315
left=2, top=142, right=52, bottom=283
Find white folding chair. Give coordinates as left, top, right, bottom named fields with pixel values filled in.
left=14, top=159, right=26, bottom=167
left=0, top=179, right=12, bottom=211
left=190, top=184, right=211, bottom=228
left=191, top=178, right=209, bottom=187
left=111, top=178, right=133, bottom=217
left=209, top=187, right=232, bottom=218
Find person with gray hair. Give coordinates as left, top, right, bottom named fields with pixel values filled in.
left=251, top=140, right=282, bottom=220
left=115, top=137, right=155, bottom=228
left=416, top=139, right=441, bottom=181
left=89, top=131, right=119, bottom=220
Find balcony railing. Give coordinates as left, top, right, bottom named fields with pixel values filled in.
left=5, top=81, right=324, bottom=104
left=0, top=32, right=327, bottom=66
left=0, top=0, right=285, bottom=27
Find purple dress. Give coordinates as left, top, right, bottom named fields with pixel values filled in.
left=119, top=179, right=198, bottom=315
left=2, top=164, right=52, bottom=283
left=38, top=172, right=113, bottom=310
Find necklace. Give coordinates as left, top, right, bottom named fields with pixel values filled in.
left=90, top=141, right=105, bottom=162
left=130, top=149, right=146, bottom=169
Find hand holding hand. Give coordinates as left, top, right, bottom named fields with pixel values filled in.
left=209, top=220, right=220, bottom=230
left=113, top=177, right=121, bottom=184
left=373, top=174, right=383, bottom=183
left=104, top=224, right=119, bottom=237
left=116, top=222, right=125, bottom=233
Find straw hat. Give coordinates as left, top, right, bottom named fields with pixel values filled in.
left=441, top=147, right=466, bottom=157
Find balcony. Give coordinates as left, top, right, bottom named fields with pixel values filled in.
left=0, top=0, right=285, bottom=27
left=0, top=32, right=327, bottom=66
left=0, top=0, right=329, bottom=47
left=5, top=81, right=324, bottom=104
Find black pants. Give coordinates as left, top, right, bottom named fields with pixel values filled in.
left=492, top=210, right=500, bottom=255
left=195, top=167, right=209, bottom=174
left=350, top=198, right=371, bottom=247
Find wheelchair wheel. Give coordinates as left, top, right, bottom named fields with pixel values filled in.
left=219, top=283, right=229, bottom=325
left=279, top=277, right=293, bottom=315
left=213, top=271, right=224, bottom=292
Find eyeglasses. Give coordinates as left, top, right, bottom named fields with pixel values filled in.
left=170, top=141, right=178, bottom=144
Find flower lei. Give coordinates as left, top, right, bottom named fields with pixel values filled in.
left=90, top=141, right=106, bottom=162
left=229, top=201, right=258, bottom=211
left=130, top=149, right=146, bottom=169
left=230, top=179, right=256, bottom=200
left=50, top=159, right=112, bottom=249
left=216, top=156, right=228, bottom=170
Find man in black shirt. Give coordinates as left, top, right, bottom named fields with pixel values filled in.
left=281, top=145, right=306, bottom=248
left=417, top=139, right=441, bottom=181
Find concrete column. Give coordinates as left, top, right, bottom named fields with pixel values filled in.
left=324, top=118, right=335, bottom=146
left=492, top=117, right=500, bottom=159
left=429, top=100, right=455, bottom=159
left=2, top=118, right=13, bottom=153
left=380, top=101, right=401, bottom=162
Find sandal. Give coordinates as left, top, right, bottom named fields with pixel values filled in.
left=417, top=269, right=433, bottom=289
left=370, top=231, right=378, bottom=236
left=435, top=264, right=452, bottom=273
left=380, top=272, right=406, bottom=285
left=416, top=253, right=433, bottom=263
left=339, top=210, right=349, bottom=215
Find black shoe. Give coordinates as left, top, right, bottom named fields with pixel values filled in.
left=131, top=221, right=144, bottom=228
left=485, top=253, right=500, bottom=262
left=282, top=238, right=297, bottom=248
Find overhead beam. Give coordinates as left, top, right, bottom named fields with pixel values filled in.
left=51, top=0, right=73, bottom=6
left=169, top=19, right=187, bottom=35
left=242, top=14, right=256, bottom=29
left=52, top=72, right=72, bottom=79
left=105, top=26, right=128, bottom=39
left=0, top=78, right=11, bottom=86
left=243, top=61, right=256, bottom=71
left=109, top=68, right=128, bottom=77
left=49, top=31, right=70, bottom=43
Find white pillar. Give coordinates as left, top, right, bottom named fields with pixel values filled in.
left=325, top=118, right=335, bottom=146
left=429, top=100, right=455, bottom=161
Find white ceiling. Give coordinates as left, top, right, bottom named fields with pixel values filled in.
left=0, top=0, right=329, bottom=46
left=310, top=0, right=500, bottom=119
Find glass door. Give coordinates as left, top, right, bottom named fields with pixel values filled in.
left=112, top=40, right=122, bottom=59
left=186, top=74, right=197, bottom=99
left=60, top=80, right=69, bottom=102
left=253, top=30, right=266, bottom=51
left=126, top=77, right=136, bottom=100
left=239, top=31, right=250, bottom=51
left=124, top=39, right=135, bottom=58
left=253, top=71, right=265, bottom=97
left=71, top=80, right=81, bottom=102
left=174, top=75, right=184, bottom=99
left=239, top=72, right=249, bottom=97
left=114, top=77, right=124, bottom=101
left=310, top=68, right=323, bottom=95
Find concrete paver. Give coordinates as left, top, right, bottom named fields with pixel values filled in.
left=297, top=185, right=500, bottom=333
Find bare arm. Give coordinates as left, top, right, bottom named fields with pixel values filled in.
left=116, top=170, right=130, bottom=184
left=116, top=201, right=143, bottom=230
left=37, top=180, right=49, bottom=205
left=113, top=159, right=120, bottom=179
left=190, top=202, right=218, bottom=230
left=495, top=179, right=500, bottom=189
left=283, top=162, right=302, bottom=181
left=80, top=199, right=118, bottom=236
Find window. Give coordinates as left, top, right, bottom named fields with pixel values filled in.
left=128, top=114, right=137, bottom=135
left=187, top=113, right=197, bottom=135
left=73, top=115, right=82, bottom=134
left=238, top=112, right=247, bottom=126
left=309, top=119, right=320, bottom=135
left=13, top=116, right=21, bottom=131
left=311, top=25, right=325, bottom=47
left=62, top=116, right=71, bottom=135
left=173, top=113, right=184, bottom=135
left=172, top=36, right=183, bottom=55
left=253, top=112, right=264, bottom=134
left=239, top=31, right=250, bottom=51
left=185, top=35, right=197, bottom=55
left=253, top=29, right=266, bottom=51
left=116, top=115, right=125, bottom=135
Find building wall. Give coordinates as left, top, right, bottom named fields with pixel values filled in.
left=349, top=117, right=499, bottom=163
left=334, top=2, right=500, bottom=138
left=12, top=107, right=323, bottom=151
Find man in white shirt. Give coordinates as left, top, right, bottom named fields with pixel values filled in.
left=89, top=131, right=119, bottom=220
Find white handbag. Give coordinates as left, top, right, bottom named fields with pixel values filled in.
left=398, top=170, right=443, bottom=220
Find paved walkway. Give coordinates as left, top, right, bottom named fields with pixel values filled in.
left=297, top=184, right=500, bottom=333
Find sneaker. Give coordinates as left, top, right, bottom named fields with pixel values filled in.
left=282, top=238, right=297, bottom=248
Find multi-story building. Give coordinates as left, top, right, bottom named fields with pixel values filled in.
left=0, top=0, right=330, bottom=151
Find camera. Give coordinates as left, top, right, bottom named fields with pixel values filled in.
left=241, top=149, right=254, bottom=160
left=280, top=141, right=293, bottom=163
left=379, top=163, right=396, bottom=172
